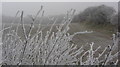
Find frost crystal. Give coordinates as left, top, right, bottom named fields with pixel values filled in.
left=1, top=9, right=119, bottom=65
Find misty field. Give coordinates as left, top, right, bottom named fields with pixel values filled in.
left=2, top=21, right=118, bottom=65
left=3, top=22, right=114, bottom=50
left=1, top=3, right=119, bottom=65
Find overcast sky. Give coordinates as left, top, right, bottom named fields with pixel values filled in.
left=2, top=2, right=118, bottom=17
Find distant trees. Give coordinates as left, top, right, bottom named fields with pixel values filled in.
left=73, top=5, right=116, bottom=25
left=111, top=2, right=120, bottom=32
left=111, top=13, right=118, bottom=25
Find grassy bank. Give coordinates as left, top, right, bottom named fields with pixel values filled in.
left=78, top=22, right=116, bottom=36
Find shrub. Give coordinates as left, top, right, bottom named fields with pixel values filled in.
left=0, top=7, right=119, bottom=65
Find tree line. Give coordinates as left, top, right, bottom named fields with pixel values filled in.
left=72, top=4, right=119, bottom=27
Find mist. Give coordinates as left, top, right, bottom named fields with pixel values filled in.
left=2, top=2, right=118, bottom=17
left=1, top=2, right=119, bottom=65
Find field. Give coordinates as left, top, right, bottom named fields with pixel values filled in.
left=1, top=2, right=119, bottom=65
left=3, top=22, right=116, bottom=52
left=2, top=20, right=119, bottom=65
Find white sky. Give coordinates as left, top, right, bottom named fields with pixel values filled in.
left=0, top=0, right=119, bottom=17
left=2, top=2, right=118, bottom=16
left=0, top=0, right=119, bottom=2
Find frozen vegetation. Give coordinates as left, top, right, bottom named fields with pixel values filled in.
left=0, top=7, right=119, bottom=65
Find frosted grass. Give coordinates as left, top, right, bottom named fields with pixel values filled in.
left=0, top=7, right=119, bottom=65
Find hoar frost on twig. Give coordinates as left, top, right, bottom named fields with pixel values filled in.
left=1, top=6, right=119, bottom=65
